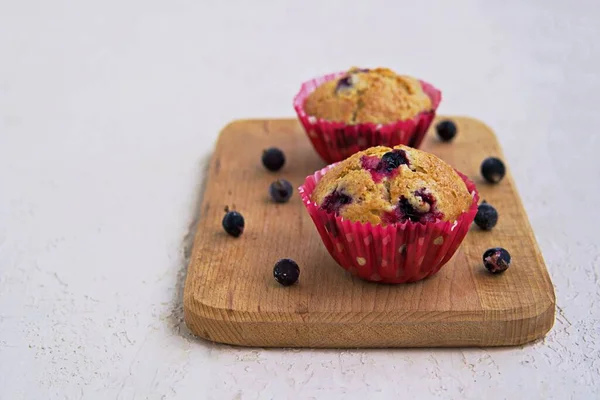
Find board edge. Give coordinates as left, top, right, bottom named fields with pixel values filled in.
left=183, top=286, right=556, bottom=348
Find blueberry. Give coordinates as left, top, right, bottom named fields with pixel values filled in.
left=273, top=259, right=300, bottom=286
left=321, top=190, right=352, bottom=214
left=336, top=76, right=353, bottom=92
left=262, top=148, right=285, bottom=172
left=361, top=150, right=411, bottom=181
left=269, top=179, right=293, bottom=203
left=381, top=150, right=409, bottom=171
left=436, top=120, right=457, bottom=142
left=398, top=196, right=420, bottom=222
left=481, top=157, right=506, bottom=183
left=222, top=211, right=244, bottom=237
left=474, top=202, right=498, bottom=230
left=396, top=192, right=443, bottom=223
left=483, top=247, right=511, bottom=274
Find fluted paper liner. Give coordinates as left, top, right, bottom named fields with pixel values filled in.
left=298, top=164, right=479, bottom=284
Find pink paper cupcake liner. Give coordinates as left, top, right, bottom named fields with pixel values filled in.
left=293, top=72, right=442, bottom=164
left=298, top=164, right=479, bottom=284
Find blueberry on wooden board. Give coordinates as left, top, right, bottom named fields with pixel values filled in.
left=483, top=247, right=511, bottom=274
left=269, top=179, right=293, bottom=203
left=474, top=202, right=498, bottom=230
left=222, top=211, right=245, bottom=237
left=481, top=157, right=506, bottom=183
left=262, top=147, right=285, bottom=172
left=436, top=120, right=457, bottom=142
left=273, top=259, right=300, bottom=286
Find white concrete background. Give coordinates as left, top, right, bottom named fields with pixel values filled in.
left=1, top=0, right=599, bottom=398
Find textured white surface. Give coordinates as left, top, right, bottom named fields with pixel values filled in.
left=1, top=0, right=599, bottom=399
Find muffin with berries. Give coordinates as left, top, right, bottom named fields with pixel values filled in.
left=299, top=145, right=478, bottom=283
left=294, top=67, right=441, bottom=163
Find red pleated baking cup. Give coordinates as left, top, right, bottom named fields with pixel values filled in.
left=298, top=164, right=479, bottom=284
left=293, top=72, right=442, bottom=164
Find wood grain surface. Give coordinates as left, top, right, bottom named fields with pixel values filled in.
left=183, top=117, right=555, bottom=348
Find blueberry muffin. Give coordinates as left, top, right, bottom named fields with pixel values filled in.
left=311, top=145, right=472, bottom=225
left=303, top=67, right=433, bottom=124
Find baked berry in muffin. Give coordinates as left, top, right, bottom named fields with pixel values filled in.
left=311, top=145, right=472, bottom=225
left=303, top=67, right=433, bottom=124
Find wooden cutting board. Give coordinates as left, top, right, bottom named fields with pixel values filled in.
left=183, top=117, right=555, bottom=348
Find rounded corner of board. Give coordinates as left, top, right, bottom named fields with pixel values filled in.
left=219, top=118, right=257, bottom=134
left=183, top=294, right=253, bottom=346
left=510, top=296, right=556, bottom=346
left=183, top=300, right=221, bottom=343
